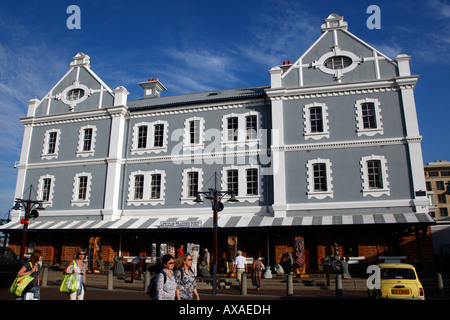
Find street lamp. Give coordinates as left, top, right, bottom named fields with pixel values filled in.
left=193, top=172, right=239, bottom=295
left=12, top=187, right=44, bottom=259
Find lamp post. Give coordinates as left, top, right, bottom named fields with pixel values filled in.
left=194, top=172, right=239, bottom=295
left=12, top=188, right=44, bottom=259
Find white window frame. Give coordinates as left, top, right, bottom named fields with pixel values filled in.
left=183, top=117, right=205, bottom=151
left=37, top=174, right=55, bottom=207
left=131, top=120, right=168, bottom=155
left=360, top=155, right=390, bottom=197
left=180, top=167, right=204, bottom=204
left=221, top=111, right=260, bottom=147
left=71, top=172, right=92, bottom=207
left=41, top=129, right=61, bottom=160
left=303, top=102, right=330, bottom=140
left=76, top=125, right=97, bottom=157
left=355, top=98, right=383, bottom=136
left=127, top=170, right=166, bottom=206
left=306, top=158, right=334, bottom=199
left=220, top=165, right=262, bottom=203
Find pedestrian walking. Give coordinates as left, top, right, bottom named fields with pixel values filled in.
left=15, top=250, right=43, bottom=300
left=203, top=248, right=210, bottom=271
left=64, top=250, right=87, bottom=300
left=174, top=253, right=200, bottom=300
left=233, top=250, right=248, bottom=288
left=177, top=244, right=184, bottom=258
left=251, top=256, right=264, bottom=291
left=155, top=254, right=177, bottom=300
left=191, top=247, right=199, bottom=276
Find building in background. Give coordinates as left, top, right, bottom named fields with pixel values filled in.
left=425, top=160, right=450, bottom=219
left=1, top=14, right=435, bottom=274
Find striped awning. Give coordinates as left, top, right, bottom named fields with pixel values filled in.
left=0, top=212, right=434, bottom=231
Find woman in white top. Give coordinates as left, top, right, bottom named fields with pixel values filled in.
left=64, top=250, right=87, bottom=300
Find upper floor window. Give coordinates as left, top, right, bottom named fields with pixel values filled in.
left=127, top=170, right=166, bottom=206
left=41, top=129, right=61, bottom=160
left=181, top=168, right=203, bottom=204
left=76, top=125, right=97, bottom=157
left=303, top=103, right=329, bottom=140
left=66, top=88, right=85, bottom=101
left=221, top=165, right=261, bottom=202
left=131, top=120, right=168, bottom=155
left=71, top=172, right=92, bottom=207
left=355, top=98, right=383, bottom=136
left=360, top=155, right=390, bottom=197
left=37, top=174, right=55, bottom=207
left=222, top=112, right=260, bottom=147
left=183, top=117, right=204, bottom=150
left=306, top=159, right=333, bottom=199
left=324, top=56, right=352, bottom=70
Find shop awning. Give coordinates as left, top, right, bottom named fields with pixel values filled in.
left=0, top=212, right=434, bottom=231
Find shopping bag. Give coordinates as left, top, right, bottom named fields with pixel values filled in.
left=60, top=273, right=78, bottom=293
left=8, top=275, right=34, bottom=297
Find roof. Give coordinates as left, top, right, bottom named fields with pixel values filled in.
left=127, top=85, right=269, bottom=111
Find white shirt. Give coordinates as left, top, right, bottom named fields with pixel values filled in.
left=234, top=255, right=247, bottom=269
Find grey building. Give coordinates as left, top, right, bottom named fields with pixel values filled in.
left=2, top=14, right=434, bottom=272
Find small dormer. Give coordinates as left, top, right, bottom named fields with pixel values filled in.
left=70, top=52, right=91, bottom=68
left=321, top=13, right=348, bottom=33
left=139, top=78, right=167, bottom=99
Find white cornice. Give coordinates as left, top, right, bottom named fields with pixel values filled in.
left=265, top=76, right=418, bottom=100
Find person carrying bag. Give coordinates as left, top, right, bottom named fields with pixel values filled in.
left=10, top=250, right=42, bottom=300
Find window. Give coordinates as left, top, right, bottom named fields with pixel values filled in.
left=426, top=182, right=432, bottom=191
left=306, top=159, right=333, bottom=199
left=76, top=125, right=97, bottom=157
left=246, top=169, right=258, bottom=196
left=71, top=172, right=92, bottom=206
left=227, top=170, right=239, bottom=194
left=134, top=175, right=144, bottom=200
left=150, top=174, right=162, bottom=199
left=41, top=129, right=61, bottom=160
left=131, top=121, right=168, bottom=154
left=66, top=88, right=85, bottom=101
left=355, top=98, right=383, bottom=136
left=324, top=56, right=352, bottom=69
left=137, top=126, right=148, bottom=149
left=303, top=103, right=329, bottom=140
left=128, top=170, right=166, bottom=206
left=246, top=115, right=258, bottom=140
left=360, top=155, right=390, bottom=197
left=438, top=194, right=447, bottom=204
left=48, top=132, right=58, bottom=154
left=181, top=168, right=203, bottom=204
left=222, top=112, right=260, bottom=146
left=37, top=174, right=55, bottom=207
left=221, top=166, right=261, bottom=202
left=183, top=117, right=204, bottom=150
left=440, top=208, right=449, bottom=217
left=436, top=181, right=445, bottom=190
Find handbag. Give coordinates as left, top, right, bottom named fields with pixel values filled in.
left=60, top=261, right=79, bottom=293
left=8, top=262, right=34, bottom=297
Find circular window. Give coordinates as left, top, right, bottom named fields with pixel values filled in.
left=66, top=88, right=85, bottom=101
left=324, top=56, right=352, bottom=70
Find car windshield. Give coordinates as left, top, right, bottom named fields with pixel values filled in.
left=380, top=268, right=416, bottom=280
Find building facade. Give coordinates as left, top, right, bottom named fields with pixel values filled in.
left=1, top=14, right=435, bottom=274
left=425, top=160, right=450, bottom=219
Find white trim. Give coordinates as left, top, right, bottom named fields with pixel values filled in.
left=41, top=128, right=61, bottom=160
left=183, top=117, right=205, bottom=151
left=220, top=165, right=263, bottom=203
left=360, top=155, right=390, bottom=197
left=355, top=98, right=383, bottom=136
left=127, top=170, right=166, bottom=206
left=76, top=124, right=97, bottom=157
left=306, top=158, right=334, bottom=199
left=131, top=120, right=169, bottom=155
left=221, top=111, right=261, bottom=147
left=303, top=102, right=330, bottom=140
left=71, top=172, right=92, bottom=207
left=180, top=167, right=204, bottom=204
left=36, top=174, right=55, bottom=208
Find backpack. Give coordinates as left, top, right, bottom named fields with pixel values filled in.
left=147, top=271, right=166, bottom=300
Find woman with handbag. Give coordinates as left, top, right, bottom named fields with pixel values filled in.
left=15, top=250, right=43, bottom=300
left=64, top=250, right=87, bottom=300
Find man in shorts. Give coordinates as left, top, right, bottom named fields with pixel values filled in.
left=233, top=250, right=248, bottom=288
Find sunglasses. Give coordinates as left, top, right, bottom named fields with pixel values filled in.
left=167, top=262, right=174, bottom=265
left=187, top=259, right=192, bottom=261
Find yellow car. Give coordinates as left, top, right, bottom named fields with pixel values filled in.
left=368, top=263, right=425, bottom=300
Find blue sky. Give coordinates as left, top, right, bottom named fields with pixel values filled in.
left=0, top=0, right=449, bottom=219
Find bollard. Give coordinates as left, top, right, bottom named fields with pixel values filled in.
left=41, top=267, right=48, bottom=287
left=240, top=272, right=247, bottom=295
left=144, top=270, right=150, bottom=292
left=286, top=273, right=294, bottom=296
left=335, top=273, right=343, bottom=297
left=107, top=269, right=114, bottom=290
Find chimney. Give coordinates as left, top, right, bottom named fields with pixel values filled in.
left=139, top=78, right=167, bottom=99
